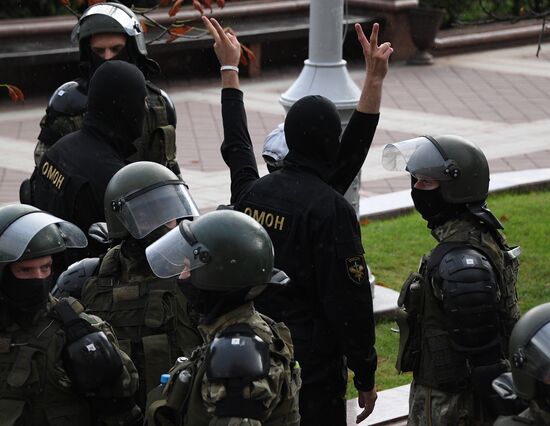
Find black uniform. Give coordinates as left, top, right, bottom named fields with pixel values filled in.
left=32, top=61, right=147, bottom=241
left=220, top=88, right=378, bottom=426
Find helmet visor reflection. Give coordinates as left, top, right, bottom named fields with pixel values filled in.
left=0, top=212, right=87, bottom=263
left=382, top=137, right=452, bottom=181
left=117, top=183, right=200, bottom=239
left=518, top=323, right=550, bottom=384
left=71, top=4, right=142, bottom=42
left=146, top=221, right=210, bottom=278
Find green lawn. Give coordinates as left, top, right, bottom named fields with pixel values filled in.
left=346, top=189, right=550, bottom=398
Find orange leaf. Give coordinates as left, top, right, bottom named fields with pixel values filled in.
left=88, top=0, right=105, bottom=5
left=140, top=19, right=148, bottom=33
left=216, top=0, right=225, bottom=7
left=239, top=50, right=248, bottom=66
left=59, top=0, right=70, bottom=5
left=500, top=214, right=510, bottom=222
left=166, top=25, right=193, bottom=43
left=241, top=43, right=257, bottom=65
left=192, top=0, right=204, bottom=14
left=4, top=84, right=25, bottom=102
left=169, top=0, right=184, bottom=16
left=159, top=0, right=171, bottom=5
left=203, top=0, right=213, bottom=12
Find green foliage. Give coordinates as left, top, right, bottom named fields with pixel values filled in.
left=346, top=189, right=550, bottom=396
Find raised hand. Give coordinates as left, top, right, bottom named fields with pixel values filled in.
left=355, top=22, right=393, bottom=83
left=201, top=16, right=241, bottom=67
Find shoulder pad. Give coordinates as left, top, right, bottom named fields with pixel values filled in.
left=438, top=247, right=496, bottom=283
left=48, top=81, right=87, bottom=115
left=206, top=323, right=270, bottom=382
left=51, top=257, right=100, bottom=299
left=160, top=88, right=177, bottom=127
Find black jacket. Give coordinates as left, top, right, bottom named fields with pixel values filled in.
left=220, top=88, right=378, bottom=392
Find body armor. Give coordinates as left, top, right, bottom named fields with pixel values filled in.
left=396, top=215, right=520, bottom=392
left=81, top=244, right=202, bottom=409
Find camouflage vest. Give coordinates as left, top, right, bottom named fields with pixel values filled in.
left=146, top=311, right=301, bottom=426
left=396, top=216, right=520, bottom=391
left=36, top=81, right=178, bottom=174
left=0, top=299, right=91, bottom=426
left=82, top=244, right=202, bottom=409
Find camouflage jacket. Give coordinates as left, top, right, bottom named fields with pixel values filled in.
left=0, top=295, right=139, bottom=426
left=146, top=302, right=301, bottom=426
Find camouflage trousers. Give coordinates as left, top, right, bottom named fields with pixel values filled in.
left=407, top=381, right=493, bottom=426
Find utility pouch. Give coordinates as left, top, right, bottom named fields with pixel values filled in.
left=395, top=272, right=424, bottom=373
left=148, top=125, right=176, bottom=166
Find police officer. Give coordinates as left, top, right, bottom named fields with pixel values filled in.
left=494, top=303, right=550, bottom=425
left=80, top=161, right=203, bottom=411
left=31, top=60, right=147, bottom=252
left=202, top=16, right=391, bottom=425
left=145, top=210, right=301, bottom=425
left=382, top=135, right=521, bottom=425
left=32, top=2, right=180, bottom=175
left=0, top=204, right=142, bottom=425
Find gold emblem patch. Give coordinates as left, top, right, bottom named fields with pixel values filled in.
left=346, top=256, right=366, bottom=284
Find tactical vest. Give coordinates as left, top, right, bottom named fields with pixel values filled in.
left=146, top=313, right=301, bottom=426
left=0, top=299, right=91, bottom=425
left=82, top=245, right=202, bottom=409
left=396, top=217, right=520, bottom=391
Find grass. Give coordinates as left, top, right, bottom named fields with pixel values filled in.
left=346, top=188, right=550, bottom=399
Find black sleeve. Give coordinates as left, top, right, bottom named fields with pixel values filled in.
left=314, top=203, right=377, bottom=391
left=220, top=88, right=259, bottom=204
left=329, top=111, right=380, bottom=195
left=73, top=182, right=104, bottom=235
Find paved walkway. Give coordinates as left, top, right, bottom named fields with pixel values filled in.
left=1, top=43, right=550, bottom=426
left=1, top=43, right=550, bottom=213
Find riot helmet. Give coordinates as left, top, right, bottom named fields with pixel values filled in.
left=146, top=210, right=274, bottom=292
left=509, top=302, right=550, bottom=401
left=105, top=161, right=200, bottom=240
left=0, top=204, right=87, bottom=311
left=382, top=135, right=489, bottom=204
left=72, top=2, right=158, bottom=75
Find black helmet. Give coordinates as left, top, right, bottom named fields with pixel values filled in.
left=71, top=2, right=159, bottom=73
left=0, top=204, right=87, bottom=280
left=146, top=210, right=274, bottom=291
left=105, top=161, right=200, bottom=240
left=509, top=302, right=550, bottom=400
left=382, top=135, right=489, bottom=204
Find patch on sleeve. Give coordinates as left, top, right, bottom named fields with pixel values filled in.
left=346, top=256, right=367, bottom=285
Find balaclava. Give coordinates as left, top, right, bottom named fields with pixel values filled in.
left=284, top=95, right=342, bottom=180
left=84, top=60, right=147, bottom=158
left=0, top=267, right=52, bottom=313
left=410, top=176, right=464, bottom=228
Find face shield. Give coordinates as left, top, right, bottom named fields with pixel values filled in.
left=382, top=136, right=461, bottom=181
left=71, top=3, right=143, bottom=43
left=110, top=181, right=200, bottom=240
left=0, top=212, right=87, bottom=263
left=146, top=220, right=210, bottom=279
left=514, top=323, right=550, bottom=385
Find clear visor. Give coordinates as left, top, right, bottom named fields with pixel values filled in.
left=518, top=323, right=550, bottom=384
left=116, top=183, right=200, bottom=239
left=0, top=212, right=87, bottom=263
left=71, top=4, right=142, bottom=42
left=146, top=221, right=210, bottom=279
left=382, top=137, right=452, bottom=181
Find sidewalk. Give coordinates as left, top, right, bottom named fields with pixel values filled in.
left=1, top=42, right=549, bottom=426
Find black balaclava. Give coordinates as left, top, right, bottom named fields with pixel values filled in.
left=84, top=60, right=147, bottom=158
left=410, top=176, right=463, bottom=228
left=177, top=279, right=251, bottom=325
left=0, top=267, right=52, bottom=313
left=284, top=95, right=342, bottom=180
